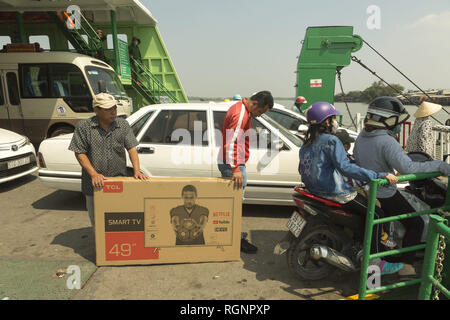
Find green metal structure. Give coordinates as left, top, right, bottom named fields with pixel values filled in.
left=0, top=0, right=188, bottom=112
left=418, top=214, right=450, bottom=299
left=296, top=26, right=363, bottom=113
left=358, top=172, right=450, bottom=300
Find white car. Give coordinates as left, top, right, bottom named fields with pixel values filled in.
left=266, top=103, right=358, bottom=154
left=265, top=103, right=359, bottom=149
left=38, top=102, right=303, bottom=206
left=0, top=128, right=38, bottom=184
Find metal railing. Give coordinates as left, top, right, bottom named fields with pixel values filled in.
left=418, top=214, right=450, bottom=299
left=358, top=171, right=450, bottom=300
left=433, top=126, right=450, bottom=164
left=131, top=58, right=178, bottom=104
left=62, top=10, right=104, bottom=57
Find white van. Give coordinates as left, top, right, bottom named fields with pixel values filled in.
left=0, top=50, right=132, bottom=144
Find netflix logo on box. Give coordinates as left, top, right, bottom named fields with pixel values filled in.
left=103, top=181, right=123, bottom=193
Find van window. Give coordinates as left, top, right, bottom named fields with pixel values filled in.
left=49, top=64, right=90, bottom=97
left=85, top=66, right=126, bottom=99
left=6, top=72, right=20, bottom=105
left=20, top=64, right=49, bottom=98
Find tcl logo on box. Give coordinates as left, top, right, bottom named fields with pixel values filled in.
left=103, top=181, right=123, bottom=193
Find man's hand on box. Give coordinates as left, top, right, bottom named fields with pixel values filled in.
left=91, top=173, right=106, bottom=189
left=232, top=170, right=243, bottom=189
left=134, top=171, right=150, bottom=180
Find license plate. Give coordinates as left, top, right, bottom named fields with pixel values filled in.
left=286, top=211, right=307, bottom=238
left=7, top=156, right=30, bottom=169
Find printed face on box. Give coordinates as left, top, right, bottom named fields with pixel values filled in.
left=170, top=185, right=209, bottom=245
left=144, top=184, right=234, bottom=248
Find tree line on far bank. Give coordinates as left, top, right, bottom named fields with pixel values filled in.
left=334, top=81, right=404, bottom=102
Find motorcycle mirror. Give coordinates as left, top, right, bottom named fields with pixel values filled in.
left=298, top=124, right=309, bottom=133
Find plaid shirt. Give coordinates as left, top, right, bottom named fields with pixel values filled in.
left=68, top=116, right=138, bottom=196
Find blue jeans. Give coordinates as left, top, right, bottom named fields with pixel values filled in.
left=218, top=163, right=247, bottom=240
left=218, top=163, right=247, bottom=188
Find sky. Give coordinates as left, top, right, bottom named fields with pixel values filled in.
left=142, top=0, right=450, bottom=99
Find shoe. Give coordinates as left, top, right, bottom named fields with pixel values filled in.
left=380, top=232, right=397, bottom=249
left=380, top=260, right=403, bottom=275
left=241, top=238, right=257, bottom=254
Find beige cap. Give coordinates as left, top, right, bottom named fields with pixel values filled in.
left=93, top=93, right=118, bottom=109
left=414, top=101, right=442, bottom=118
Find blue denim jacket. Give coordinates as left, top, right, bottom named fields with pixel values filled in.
left=299, top=133, right=387, bottom=198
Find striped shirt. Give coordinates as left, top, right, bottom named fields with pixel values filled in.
left=219, top=99, right=251, bottom=173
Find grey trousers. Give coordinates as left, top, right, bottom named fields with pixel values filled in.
left=85, top=195, right=95, bottom=227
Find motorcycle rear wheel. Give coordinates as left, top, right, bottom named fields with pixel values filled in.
left=286, top=221, right=345, bottom=281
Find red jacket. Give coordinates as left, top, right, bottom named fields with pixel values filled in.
left=220, top=99, right=251, bottom=173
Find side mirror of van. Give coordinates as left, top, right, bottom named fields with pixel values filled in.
left=98, top=80, right=106, bottom=93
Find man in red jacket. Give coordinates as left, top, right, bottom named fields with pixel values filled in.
left=218, top=90, right=274, bottom=253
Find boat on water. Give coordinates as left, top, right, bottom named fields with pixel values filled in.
left=396, top=90, right=450, bottom=106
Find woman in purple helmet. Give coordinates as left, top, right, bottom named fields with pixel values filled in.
left=298, top=101, right=404, bottom=275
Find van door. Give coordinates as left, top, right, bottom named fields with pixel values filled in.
left=2, top=70, right=24, bottom=135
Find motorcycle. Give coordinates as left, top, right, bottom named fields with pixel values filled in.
left=274, top=152, right=447, bottom=281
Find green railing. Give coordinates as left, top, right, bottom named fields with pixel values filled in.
left=418, top=214, right=450, bottom=299
left=66, top=11, right=104, bottom=57
left=358, top=172, right=450, bottom=300
left=131, top=58, right=178, bottom=104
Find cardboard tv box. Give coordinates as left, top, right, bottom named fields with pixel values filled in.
left=94, top=177, right=242, bottom=266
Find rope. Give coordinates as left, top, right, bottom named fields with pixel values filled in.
left=351, top=56, right=443, bottom=125
left=362, top=40, right=442, bottom=103
left=336, top=70, right=358, bottom=131
left=361, top=40, right=450, bottom=118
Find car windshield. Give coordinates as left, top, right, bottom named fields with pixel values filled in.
left=85, top=66, right=128, bottom=100
left=261, top=114, right=303, bottom=147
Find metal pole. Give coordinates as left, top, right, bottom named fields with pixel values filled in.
left=110, top=10, right=120, bottom=74
left=15, top=12, right=27, bottom=44
left=358, top=179, right=379, bottom=300
left=418, top=215, right=445, bottom=299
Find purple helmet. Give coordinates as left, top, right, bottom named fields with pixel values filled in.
left=305, top=101, right=340, bottom=125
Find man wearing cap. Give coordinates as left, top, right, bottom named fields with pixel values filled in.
left=292, top=96, right=307, bottom=113
left=406, top=101, right=442, bottom=156
left=69, top=93, right=149, bottom=226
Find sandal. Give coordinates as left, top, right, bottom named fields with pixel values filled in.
left=380, top=232, right=397, bottom=249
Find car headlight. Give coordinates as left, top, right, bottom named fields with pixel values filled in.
left=22, top=136, right=30, bottom=145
